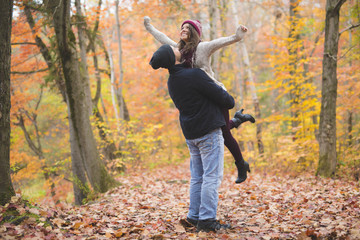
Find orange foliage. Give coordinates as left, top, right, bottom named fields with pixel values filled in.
left=9, top=0, right=360, bottom=204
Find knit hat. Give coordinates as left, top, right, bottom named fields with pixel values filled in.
left=149, top=44, right=175, bottom=69
left=182, top=19, right=202, bottom=37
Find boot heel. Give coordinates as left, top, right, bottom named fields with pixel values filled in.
left=235, top=160, right=250, bottom=184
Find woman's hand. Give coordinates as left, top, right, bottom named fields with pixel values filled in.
left=236, top=25, right=247, bottom=39
left=144, top=16, right=151, bottom=25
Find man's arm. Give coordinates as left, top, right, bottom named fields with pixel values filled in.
left=194, top=70, right=235, bottom=109
left=144, top=16, right=177, bottom=47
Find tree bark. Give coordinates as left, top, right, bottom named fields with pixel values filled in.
left=346, top=23, right=353, bottom=146
left=317, top=0, right=347, bottom=177
left=0, top=0, right=15, bottom=205
left=288, top=0, right=301, bottom=130
left=100, top=29, right=130, bottom=123
left=87, top=38, right=121, bottom=161
left=24, top=4, right=66, bottom=100
left=46, top=0, right=116, bottom=194
left=108, top=43, right=120, bottom=125
left=115, top=0, right=126, bottom=121
left=75, top=0, right=92, bottom=116
left=76, top=0, right=118, bottom=161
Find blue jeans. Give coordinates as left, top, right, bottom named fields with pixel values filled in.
left=186, top=128, right=224, bottom=221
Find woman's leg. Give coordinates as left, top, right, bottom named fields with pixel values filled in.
left=221, top=108, right=250, bottom=184
left=221, top=109, right=244, bottom=164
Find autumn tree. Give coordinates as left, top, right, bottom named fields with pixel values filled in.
left=114, top=0, right=127, bottom=121
left=45, top=0, right=117, bottom=199
left=317, top=0, right=347, bottom=177
left=0, top=0, right=15, bottom=205
left=231, top=0, right=264, bottom=154
left=20, top=3, right=88, bottom=204
left=81, top=0, right=124, bottom=161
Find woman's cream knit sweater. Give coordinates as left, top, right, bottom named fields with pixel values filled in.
left=144, top=16, right=247, bottom=90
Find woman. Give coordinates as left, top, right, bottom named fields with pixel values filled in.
left=144, top=17, right=254, bottom=184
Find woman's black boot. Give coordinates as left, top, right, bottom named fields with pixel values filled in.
left=233, top=109, right=255, bottom=128
left=235, top=160, right=250, bottom=184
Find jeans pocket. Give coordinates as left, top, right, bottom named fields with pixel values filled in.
left=198, top=137, right=213, bottom=153
left=198, top=129, right=221, bottom=153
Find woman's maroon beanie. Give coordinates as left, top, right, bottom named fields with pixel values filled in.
left=181, top=19, right=202, bottom=37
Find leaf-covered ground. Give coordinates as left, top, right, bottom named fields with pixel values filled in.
left=1, top=161, right=360, bottom=239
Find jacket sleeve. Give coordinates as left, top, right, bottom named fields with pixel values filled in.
left=194, top=70, right=235, bottom=110
left=144, top=16, right=177, bottom=47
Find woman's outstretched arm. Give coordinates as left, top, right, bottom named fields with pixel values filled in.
left=144, top=16, right=177, bottom=47
left=199, top=25, right=247, bottom=57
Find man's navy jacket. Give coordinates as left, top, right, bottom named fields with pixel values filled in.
left=167, top=63, right=235, bottom=140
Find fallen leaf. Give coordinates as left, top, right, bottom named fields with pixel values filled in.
left=174, top=224, right=185, bottom=233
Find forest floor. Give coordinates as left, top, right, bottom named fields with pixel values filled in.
left=1, top=160, right=360, bottom=240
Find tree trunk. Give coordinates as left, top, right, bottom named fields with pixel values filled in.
left=317, top=0, right=346, bottom=177
left=75, top=0, right=92, bottom=116
left=114, top=1, right=130, bottom=121
left=108, top=43, right=120, bottom=125
left=231, top=0, right=244, bottom=106
left=115, top=0, right=124, bottom=120
left=24, top=4, right=88, bottom=204
left=218, top=0, right=229, bottom=78
left=347, top=111, right=352, bottom=146
left=209, top=0, right=219, bottom=79
left=0, top=0, right=15, bottom=205
left=240, top=42, right=264, bottom=154
left=231, top=0, right=264, bottom=154
left=347, top=25, right=353, bottom=146
left=75, top=0, right=120, bottom=161
left=88, top=39, right=121, bottom=161
left=47, top=0, right=116, bottom=194
left=288, top=0, right=301, bottom=130
left=68, top=118, right=88, bottom=205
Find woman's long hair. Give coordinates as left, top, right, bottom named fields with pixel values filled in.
left=177, top=25, right=200, bottom=68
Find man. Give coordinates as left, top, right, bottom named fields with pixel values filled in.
left=149, top=44, right=234, bottom=232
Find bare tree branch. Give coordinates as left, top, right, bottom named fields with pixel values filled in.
left=11, top=42, right=37, bottom=45
left=339, top=22, right=360, bottom=36
left=14, top=114, right=44, bottom=159
left=34, top=87, right=43, bottom=111
left=93, top=0, right=102, bottom=34
left=11, top=68, right=49, bottom=74
left=11, top=53, right=41, bottom=67
left=310, top=28, right=325, bottom=58
left=338, top=44, right=357, bottom=60
left=334, top=0, right=347, bottom=14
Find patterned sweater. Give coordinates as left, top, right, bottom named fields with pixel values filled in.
left=144, top=16, right=247, bottom=90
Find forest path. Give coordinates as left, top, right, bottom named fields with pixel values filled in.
left=1, top=161, right=360, bottom=239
